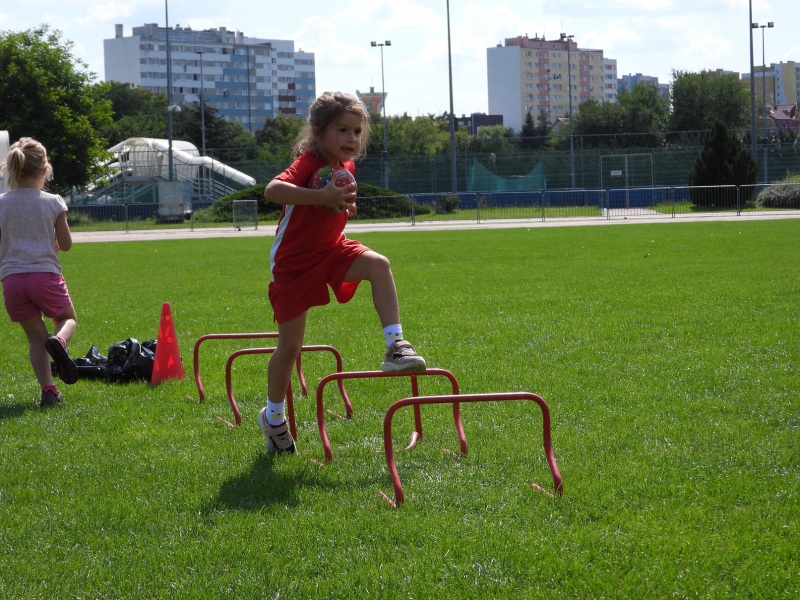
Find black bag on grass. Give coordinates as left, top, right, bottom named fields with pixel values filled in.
left=72, top=338, right=157, bottom=382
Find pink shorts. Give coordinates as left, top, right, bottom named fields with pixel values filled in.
left=2, top=272, right=73, bottom=323
left=269, top=239, right=368, bottom=323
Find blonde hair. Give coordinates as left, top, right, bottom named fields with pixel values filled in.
left=293, top=91, right=372, bottom=158
left=4, top=137, right=53, bottom=189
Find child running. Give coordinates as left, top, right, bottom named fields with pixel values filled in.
left=0, top=137, right=79, bottom=407
left=259, top=91, right=425, bottom=454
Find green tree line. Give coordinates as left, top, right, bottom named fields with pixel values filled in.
left=1, top=26, right=792, bottom=191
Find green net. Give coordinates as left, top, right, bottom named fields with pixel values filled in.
left=468, top=159, right=545, bottom=192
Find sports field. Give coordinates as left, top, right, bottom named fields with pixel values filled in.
left=0, top=219, right=797, bottom=598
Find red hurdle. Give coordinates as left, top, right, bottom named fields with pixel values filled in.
left=383, top=392, right=564, bottom=505
left=193, top=332, right=307, bottom=402
left=315, top=369, right=461, bottom=463
left=226, top=345, right=349, bottom=435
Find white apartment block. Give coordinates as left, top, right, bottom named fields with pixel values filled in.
left=104, top=23, right=316, bottom=132
left=487, top=34, right=617, bottom=133
left=618, top=73, right=669, bottom=97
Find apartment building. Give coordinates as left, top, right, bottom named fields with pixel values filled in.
left=618, top=73, right=670, bottom=97
left=104, top=23, right=316, bottom=132
left=487, top=34, right=617, bottom=133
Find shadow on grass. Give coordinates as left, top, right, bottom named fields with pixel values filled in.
left=207, top=453, right=332, bottom=512
left=0, top=401, right=40, bottom=420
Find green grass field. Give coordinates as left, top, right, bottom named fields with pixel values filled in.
left=1, top=220, right=797, bottom=598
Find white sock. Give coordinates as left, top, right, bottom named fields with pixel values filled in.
left=383, top=324, right=403, bottom=347
left=266, top=399, right=285, bottom=426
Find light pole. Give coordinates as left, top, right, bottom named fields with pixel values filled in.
left=196, top=51, right=206, bottom=156
left=757, top=22, right=774, bottom=140
left=165, top=1, right=175, bottom=181
left=370, top=41, right=391, bottom=190
left=446, top=0, right=457, bottom=193
left=748, top=1, right=757, bottom=159
left=560, top=33, right=575, bottom=188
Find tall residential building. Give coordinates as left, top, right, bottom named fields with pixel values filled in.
left=487, top=34, right=617, bottom=133
left=104, top=23, right=315, bottom=132
left=618, top=73, right=670, bottom=97
left=774, top=61, right=799, bottom=105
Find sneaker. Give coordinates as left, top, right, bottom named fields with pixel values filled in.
left=381, top=341, right=426, bottom=373
left=40, top=389, right=63, bottom=408
left=45, top=336, right=79, bottom=385
left=257, top=407, right=296, bottom=454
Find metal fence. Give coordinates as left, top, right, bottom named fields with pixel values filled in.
left=66, top=183, right=800, bottom=235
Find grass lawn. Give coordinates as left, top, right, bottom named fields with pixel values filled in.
left=1, top=220, right=797, bottom=598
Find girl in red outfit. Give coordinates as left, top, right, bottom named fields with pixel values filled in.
left=259, top=91, right=425, bottom=453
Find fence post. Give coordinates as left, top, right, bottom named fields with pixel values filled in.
left=540, top=190, right=545, bottom=222
left=189, top=202, right=195, bottom=232
left=410, top=195, right=416, bottom=226
left=670, top=187, right=675, bottom=218
left=475, top=193, right=480, bottom=224
left=124, top=204, right=129, bottom=234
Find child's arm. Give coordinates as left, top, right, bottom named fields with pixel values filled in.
left=54, top=211, right=72, bottom=251
left=265, top=178, right=356, bottom=214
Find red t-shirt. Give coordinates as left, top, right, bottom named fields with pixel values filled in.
left=267, top=152, right=367, bottom=323
left=270, top=152, right=356, bottom=280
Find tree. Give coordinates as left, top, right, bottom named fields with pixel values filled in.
left=256, top=114, right=305, bottom=159
left=689, top=120, right=757, bottom=208
left=572, top=82, right=668, bottom=148
left=97, top=81, right=167, bottom=146
left=670, top=70, right=749, bottom=133
left=170, top=105, right=256, bottom=161
left=0, top=26, right=113, bottom=189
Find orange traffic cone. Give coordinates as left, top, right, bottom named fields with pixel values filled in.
left=151, top=302, right=185, bottom=384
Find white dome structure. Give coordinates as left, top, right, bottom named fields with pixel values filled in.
left=107, top=137, right=256, bottom=188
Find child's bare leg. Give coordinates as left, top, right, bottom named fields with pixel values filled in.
left=344, top=251, right=399, bottom=327
left=51, top=304, right=77, bottom=344
left=267, top=312, right=307, bottom=408
left=260, top=312, right=306, bottom=453
left=19, top=315, right=54, bottom=388
left=345, top=251, right=426, bottom=372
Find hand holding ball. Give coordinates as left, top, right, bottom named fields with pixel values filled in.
left=310, top=166, right=357, bottom=197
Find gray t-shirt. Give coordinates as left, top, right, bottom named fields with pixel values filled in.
left=0, top=188, right=68, bottom=280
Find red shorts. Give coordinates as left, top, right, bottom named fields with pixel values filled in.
left=2, top=272, right=73, bottom=323
left=269, top=238, right=369, bottom=323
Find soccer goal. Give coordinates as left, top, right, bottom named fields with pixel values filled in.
left=232, top=199, right=258, bottom=230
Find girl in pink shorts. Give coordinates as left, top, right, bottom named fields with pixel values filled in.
left=0, top=137, right=79, bottom=407
left=258, top=92, right=426, bottom=454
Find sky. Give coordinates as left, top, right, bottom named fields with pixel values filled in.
left=3, top=0, right=796, bottom=118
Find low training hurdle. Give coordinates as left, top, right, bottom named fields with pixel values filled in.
left=227, top=345, right=349, bottom=434
left=316, top=369, right=462, bottom=463
left=383, top=391, right=564, bottom=505
left=193, top=332, right=308, bottom=402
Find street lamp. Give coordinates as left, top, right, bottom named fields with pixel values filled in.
left=370, top=40, right=391, bottom=190
left=560, top=32, right=575, bottom=188
left=748, top=1, right=757, bottom=159
left=755, top=22, right=774, bottom=141
left=196, top=51, right=206, bottom=157
left=165, top=0, right=175, bottom=181
left=446, top=0, right=457, bottom=193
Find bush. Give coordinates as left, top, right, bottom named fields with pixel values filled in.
left=437, top=195, right=460, bottom=214
left=755, top=173, right=800, bottom=209
left=193, top=181, right=429, bottom=222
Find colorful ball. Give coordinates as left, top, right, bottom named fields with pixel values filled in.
left=309, top=166, right=356, bottom=196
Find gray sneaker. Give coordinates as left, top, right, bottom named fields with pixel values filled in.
left=258, top=407, right=296, bottom=454
left=381, top=341, right=426, bottom=373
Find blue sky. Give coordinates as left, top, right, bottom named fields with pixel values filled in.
left=3, top=0, right=795, bottom=117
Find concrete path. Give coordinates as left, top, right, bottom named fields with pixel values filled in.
left=72, top=210, right=800, bottom=243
